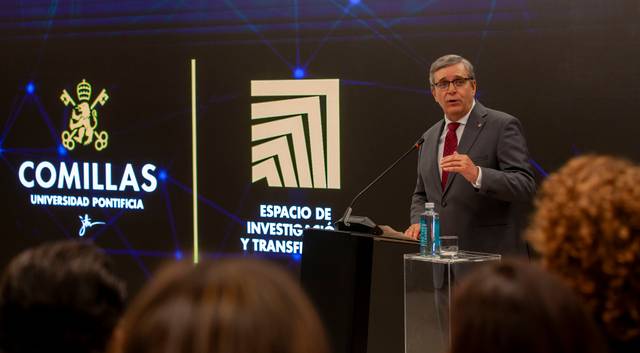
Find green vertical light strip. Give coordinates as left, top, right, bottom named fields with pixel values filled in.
left=191, top=59, right=199, bottom=264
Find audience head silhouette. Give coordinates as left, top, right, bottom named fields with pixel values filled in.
left=0, top=240, right=126, bottom=353
left=527, top=154, right=640, bottom=351
left=111, top=258, right=329, bottom=353
left=450, top=260, right=606, bottom=353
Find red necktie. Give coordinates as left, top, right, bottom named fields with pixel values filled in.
left=441, top=122, right=460, bottom=190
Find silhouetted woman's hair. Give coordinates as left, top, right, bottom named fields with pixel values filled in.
left=450, top=260, right=607, bottom=353
left=112, top=258, right=329, bottom=353
left=526, top=155, right=640, bottom=350
left=0, top=240, right=126, bottom=353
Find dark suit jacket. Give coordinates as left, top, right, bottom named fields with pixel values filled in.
left=410, top=102, right=536, bottom=256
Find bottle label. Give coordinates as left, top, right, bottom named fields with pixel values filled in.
left=432, top=217, right=440, bottom=254
left=419, top=214, right=431, bottom=256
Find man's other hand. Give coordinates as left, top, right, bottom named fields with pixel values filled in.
left=404, top=223, right=420, bottom=240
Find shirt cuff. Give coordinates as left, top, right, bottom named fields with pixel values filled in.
left=472, top=166, right=482, bottom=189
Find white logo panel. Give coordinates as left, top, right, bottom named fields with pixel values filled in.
left=251, top=79, right=340, bottom=189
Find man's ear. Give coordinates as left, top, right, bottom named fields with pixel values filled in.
left=431, top=87, right=437, bottom=101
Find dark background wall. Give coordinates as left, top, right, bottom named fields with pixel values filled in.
left=1, top=0, right=638, bottom=292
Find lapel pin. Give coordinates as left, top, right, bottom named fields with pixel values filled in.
left=477, top=122, right=483, bottom=127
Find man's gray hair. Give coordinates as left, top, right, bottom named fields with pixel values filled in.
left=429, top=54, right=475, bottom=85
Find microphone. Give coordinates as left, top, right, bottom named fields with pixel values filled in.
left=335, top=137, right=425, bottom=235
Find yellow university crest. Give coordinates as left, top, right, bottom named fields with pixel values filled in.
left=60, top=79, right=109, bottom=151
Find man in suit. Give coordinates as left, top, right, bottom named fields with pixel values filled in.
left=404, top=54, right=536, bottom=256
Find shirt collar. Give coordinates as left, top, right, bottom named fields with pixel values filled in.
left=444, top=99, right=475, bottom=126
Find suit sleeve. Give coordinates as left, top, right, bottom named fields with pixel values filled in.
left=410, top=148, right=428, bottom=224
left=477, top=117, right=536, bottom=202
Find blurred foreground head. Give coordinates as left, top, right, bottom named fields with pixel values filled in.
left=0, top=240, right=126, bottom=353
left=527, top=155, right=640, bottom=347
left=112, top=258, right=329, bottom=353
left=450, top=260, right=606, bottom=353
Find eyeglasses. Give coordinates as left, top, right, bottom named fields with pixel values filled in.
left=432, top=77, right=474, bottom=90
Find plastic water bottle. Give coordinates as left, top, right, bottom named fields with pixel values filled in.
left=419, top=202, right=440, bottom=255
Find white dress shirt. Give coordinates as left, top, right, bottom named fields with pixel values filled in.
left=437, top=100, right=482, bottom=188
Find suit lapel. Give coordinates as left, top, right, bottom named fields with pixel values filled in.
left=443, top=102, right=488, bottom=195
left=425, top=120, right=444, bottom=198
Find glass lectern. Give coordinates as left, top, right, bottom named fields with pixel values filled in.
left=404, top=251, right=501, bottom=353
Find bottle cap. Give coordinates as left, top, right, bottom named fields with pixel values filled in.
left=424, top=202, right=435, bottom=208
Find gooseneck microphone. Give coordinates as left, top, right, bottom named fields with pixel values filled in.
left=335, top=137, right=425, bottom=235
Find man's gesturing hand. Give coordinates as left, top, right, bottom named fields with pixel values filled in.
left=440, top=151, right=479, bottom=184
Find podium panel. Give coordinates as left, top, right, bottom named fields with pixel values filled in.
left=300, top=229, right=418, bottom=353
left=403, top=252, right=501, bottom=353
